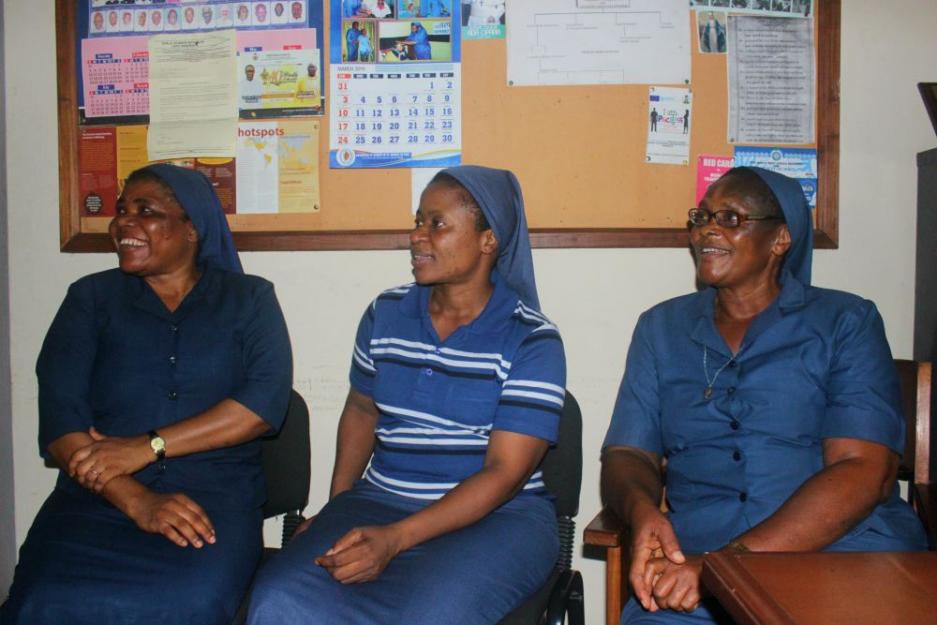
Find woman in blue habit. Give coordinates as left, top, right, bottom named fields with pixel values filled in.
left=1, top=164, right=292, bottom=625
left=601, top=167, right=927, bottom=624
left=248, top=166, right=566, bottom=625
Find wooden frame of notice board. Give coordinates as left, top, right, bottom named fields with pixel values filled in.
left=57, top=0, right=841, bottom=252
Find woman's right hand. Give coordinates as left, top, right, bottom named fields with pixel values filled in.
left=126, top=490, right=217, bottom=548
left=628, top=500, right=685, bottom=612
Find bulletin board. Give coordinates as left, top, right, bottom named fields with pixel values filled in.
left=56, top=0, right=841, bottom=252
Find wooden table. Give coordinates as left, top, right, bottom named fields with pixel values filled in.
left=701, top=551, right=937, bottom=625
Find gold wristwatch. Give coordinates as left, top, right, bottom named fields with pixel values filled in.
left=148, top=430, right=166, bottom=461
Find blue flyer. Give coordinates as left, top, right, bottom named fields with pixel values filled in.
left=733, top=146, right=818, bottom=209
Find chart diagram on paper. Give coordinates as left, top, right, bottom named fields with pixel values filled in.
left=506, top=0, right=689, bottom=86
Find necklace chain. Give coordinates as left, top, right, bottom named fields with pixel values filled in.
left=702, top=346, right=735, bottom=399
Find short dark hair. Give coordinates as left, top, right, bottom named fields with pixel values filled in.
left=428, top=173, right=491, bottom=232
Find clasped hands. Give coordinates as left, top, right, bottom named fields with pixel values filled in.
left=67, top=428, right=216, bottom=549
left=67, top=427, right=153, bottom=492
left=629, top=503, right=705, bottom=614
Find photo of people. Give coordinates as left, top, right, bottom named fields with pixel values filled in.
left=200, top=5, right=215, bottom=28
left=91, top=10, right=106, bottom=33
left=363, top=0, right=395, bottom=19
left=240, top=63, right=263, bottom=109
left=216, top=4, right=234, bottom=27
left=134, top=9, right=149, bottom=32
left=698, top=11, right=727, bottom=54
left=105, top=9, right=119, bottom=32
left=149, top=8, right=164, bottom=32
left=254, top=2, right=270, bottom=24
left=356, top=22, right=376, bottom=61
left=462, top=0, right=504, bottom=27
left=291, top=1, right=306, bottom=22
left=772, top=0, right=792, bottom=10
left=378, top=19, right=451, bottom=62
left=182, top=5, right=197, bottom=29
left=731, top=0, right=749, bottom=7
left=398, top=0, right=419, bottom=18
left=121, top=9, right=134, bottom=31
left=165, top=7, right=179, bottom=30
left=711, top=0, right=730, bottom=7
left=343, top=19, right=361, bottom=61
left=420, top=0, right=449, bottom=17
left=272, top=1, right=289, bottom=24
left=792, top=0, right=810, bottom=14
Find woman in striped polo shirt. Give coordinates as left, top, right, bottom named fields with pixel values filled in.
left=248, top=166, right=566, bottom=624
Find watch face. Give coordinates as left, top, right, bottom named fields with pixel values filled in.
left=150, top=436, right=166, bottom=454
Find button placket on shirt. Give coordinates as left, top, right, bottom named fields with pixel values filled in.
left=722, top=361, right=748, bottom=501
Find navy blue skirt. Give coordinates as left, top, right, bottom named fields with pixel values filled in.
left=1, top=487, right=262, bottom=625
left=247, top=482, right=559, bottom=625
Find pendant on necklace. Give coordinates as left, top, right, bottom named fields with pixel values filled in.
left=703, top=387, right=713, bottom=400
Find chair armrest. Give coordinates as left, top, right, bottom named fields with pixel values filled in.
left=584, top=507, right=627, bottom=548
left=583, top=508, right=631, bottom=625
left=543, top=569, right=585, bottom=625
left=911, top=482, right=937, bottom=549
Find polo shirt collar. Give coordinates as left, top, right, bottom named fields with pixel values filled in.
left=407, top=270, right=518, bottom=342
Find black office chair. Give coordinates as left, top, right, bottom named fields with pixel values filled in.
left=232, top=389, right=311, bottom=624
left=497, top=391, right=585, bottom=625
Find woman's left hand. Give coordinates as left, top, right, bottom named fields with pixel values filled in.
left=68, top=427, right=153, bottom=492
left=315, top=525, right=404, bottom=583
left=645, top=554, right=705, bottom=613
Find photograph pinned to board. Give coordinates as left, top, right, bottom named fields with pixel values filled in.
left=87, top=0, right=315, bottom=38
left=461, top=0, right=506, bottom=40
left=646, top=86, right=692, bottom=165
left=328, top=0, right=463, bottom=169
left=506, top=0, right=690, bottom=87
left=696, top=154, right=735, bottom=203
left=734, top=146, right=817, bottom=208
left=727, top=14, right=814, bottom=144
left=697, top=11, right=727, bottom=54
left=689, top=0, right=811, bottom=19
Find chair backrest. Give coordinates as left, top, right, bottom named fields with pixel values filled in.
left=542, top=391, right=583, bottom=519
left=260, top=389, right=311, bottom=518
left=894, top=359, right=932, bottom=485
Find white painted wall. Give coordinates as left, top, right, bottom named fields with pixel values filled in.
left=4, top=0, right=936, bottom=620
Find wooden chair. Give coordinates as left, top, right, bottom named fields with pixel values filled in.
left=583, top=359, right=934, bottom=625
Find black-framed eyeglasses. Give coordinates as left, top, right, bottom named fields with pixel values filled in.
left=688, top=208, right=784, bottom=229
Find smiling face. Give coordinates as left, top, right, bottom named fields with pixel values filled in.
left=256, top=4, right=267, bottom=20
left=690, top=175, right=790, bottom=292
left=409, top=182, right=497, bottom=287
left=109, top=177, right=199, bottom=278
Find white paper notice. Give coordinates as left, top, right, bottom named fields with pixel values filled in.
left=646, top=87, right=692, bottom=165
left=727, top=16, right=815, bottom=144
left=148, top=30, right=239, bottom=160
left=506, top=0, right=690, bottom=86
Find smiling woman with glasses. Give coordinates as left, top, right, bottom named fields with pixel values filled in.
left=599, top=167, right=927, bottom=625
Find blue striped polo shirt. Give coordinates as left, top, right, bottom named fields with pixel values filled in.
left=349, top=270, right=566, bottom=500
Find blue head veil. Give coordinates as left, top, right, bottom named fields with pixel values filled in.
left=740, top=167, right=813, bottom=286
left=439, top=165, right=540, bottom=310
left=136, top=164, right=243, bottom=274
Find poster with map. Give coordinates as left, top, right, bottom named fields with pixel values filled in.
left=236, top=119, right=320, bottom=213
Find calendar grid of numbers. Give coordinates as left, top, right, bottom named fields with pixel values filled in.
left=330, top=64, right=461, bottom=168
left=328, top=0, right=462, bottom=169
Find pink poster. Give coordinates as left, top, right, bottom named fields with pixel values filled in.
left=81, top=36, right=150, bottom=118
left=696, top=154, right=734, bottom=204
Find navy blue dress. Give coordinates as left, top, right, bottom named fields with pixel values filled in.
left=1, top=267, right=292, bottom=625
left=605, top=275, right=927, bottom=625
